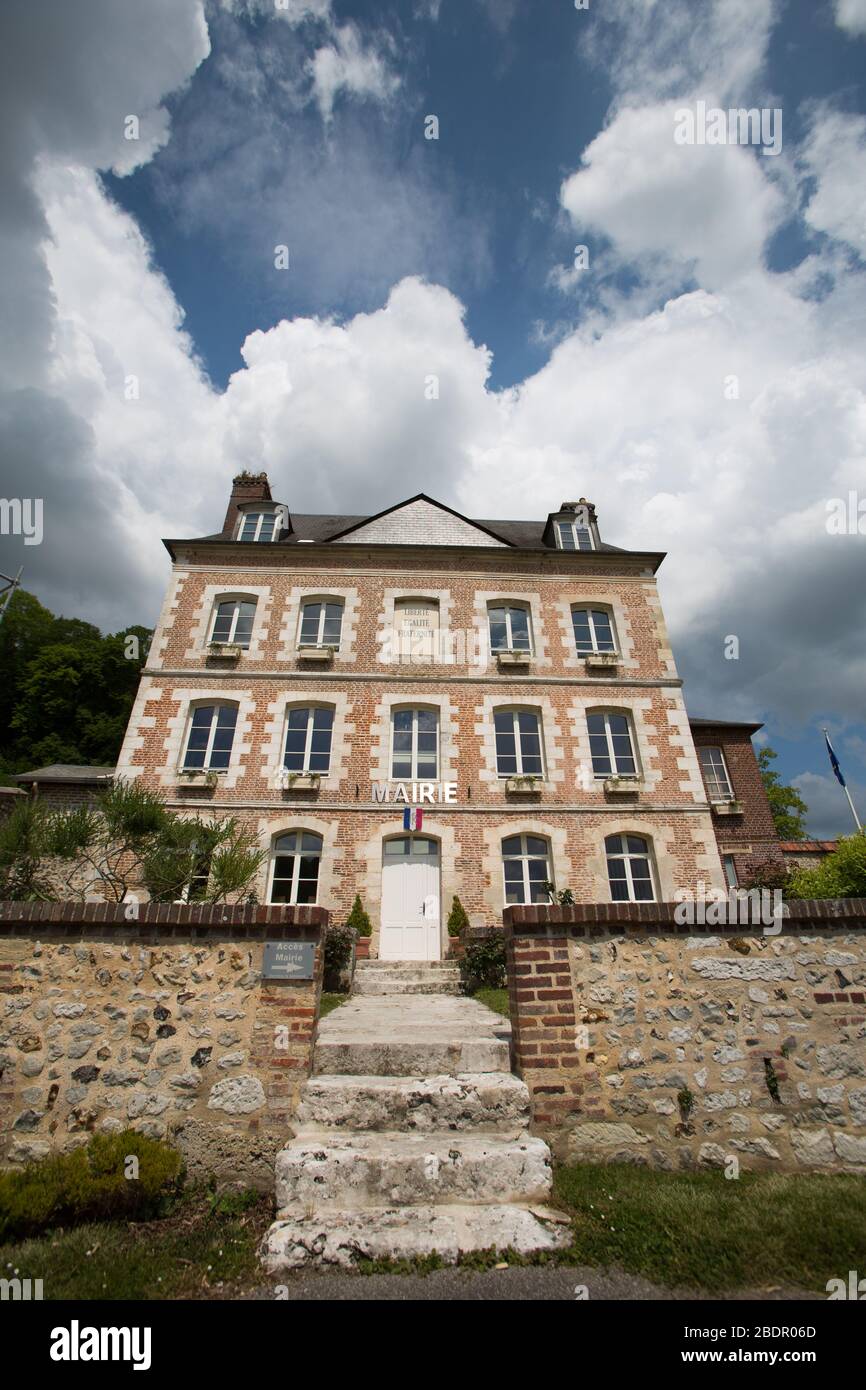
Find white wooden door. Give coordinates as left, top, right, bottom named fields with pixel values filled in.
left=380, top=836, right=441, bottom=961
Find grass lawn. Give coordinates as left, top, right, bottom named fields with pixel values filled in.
left=553, top=1162, right=866, bottom=1293
left=320, top=991, right=347, bottom=1017
left=0, top=1188, right=272, bottom=1300
left=473, top=986, right=510, bottom=1017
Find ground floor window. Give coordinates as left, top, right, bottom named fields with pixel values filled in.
left=270, top=830, right=323, bottom=903
left=605, top=833, right=655, bottom=902
left=502, top=833, right=552, bottom=904
left=722, top=853, right=738, bottom=889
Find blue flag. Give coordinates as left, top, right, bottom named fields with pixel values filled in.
left=825, top=732, right=846, bottom=788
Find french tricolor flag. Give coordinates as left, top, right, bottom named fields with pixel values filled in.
left=403, top=806, right=423, bottom=831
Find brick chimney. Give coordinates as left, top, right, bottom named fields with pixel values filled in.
left=222, top=471, right=273, bottom=538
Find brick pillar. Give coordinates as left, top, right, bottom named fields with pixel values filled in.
left=504, top=909, right=583, bottom=1134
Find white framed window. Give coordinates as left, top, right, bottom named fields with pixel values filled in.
left=556, top=519, right=594, bottom=551
left=391, top=707, right=438, bottom=779
left=270, top=831, right=322, bottom=904
left=722, top=854, right=738, bottom=889
left=502, top=833, right=552, bottom=904
left=299, top=599, right=344, bottom=649
left=488, top=603, right=532, bottom=653
left=237, top=509, right=280, bottom=543
left=210, top=597, right=257, bottom=648
left=605, top=833, right=656, bottom=902
left=494, top=708, right=544, bottom=777
left=181, top=703, right=238, bottom=771
left=572, top=606, right=616, bottom=654
left=699, top=746, right=734, bottom=801
left=283, top=706, right=335, bottom=774
left=587, top=710, right=637, bottom=777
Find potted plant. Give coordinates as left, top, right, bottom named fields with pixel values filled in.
left=505, top=774, right=543, bottom=795
left=347, top=894, right=372, bottom=959
left=447, top=895, right=470, bottom=958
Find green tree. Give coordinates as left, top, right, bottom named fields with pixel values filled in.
left=447, top=894, right=470, bottom=937
left=758, top=747, right=809, bottom=841
left=0, top=780, right=265, bottom=904
left=346, top=893, right=372, bottom=937
left=786, top=832, right=866, bottom=900
left=0, top=588, right=151, bottom=775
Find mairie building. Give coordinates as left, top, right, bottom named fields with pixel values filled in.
left=116, top=471, right=784, bottom=957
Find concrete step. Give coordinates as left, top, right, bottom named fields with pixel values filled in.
left=352, top=978, right=462, bottom=996
left=275, top=1131, right=554, bottom=1210
left=298, top=1073, right=530, bottom=1134
left=355, top=962, right=461, bottom=977
left=315, top=1035, right=509, bottom=1076
left=314, top=994, right=511, bottom=1076
left=261, top=1202, right=572, bottom=1271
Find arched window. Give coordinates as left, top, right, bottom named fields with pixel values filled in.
left=571, top=606, right=616, bottom=654
left=587, top=710, right=637, bottom=777
left=502, top=834, right=552, bottom=904
left=236, top=508, right=281, bottom=542
left=605, top=833, right=655, bottom=902
left=391, top=707, right=438, bottom=779
left=283, top=706, right=335, bottom=774
left=210, top=596, right=257, bottom=648
left=181, top=702, right=238, bottom=771
left=494, top=708, right=544, bottom=777
left=299, top=599, right=344, bottom=649
left=488, top=602, right=532, bottom=653
left=270, top=831, right=323, bottom=904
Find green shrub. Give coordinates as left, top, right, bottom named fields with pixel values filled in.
left=446, top=895, right=470, bottom=937
left=323, top=921, right=356, bottom=991
left=346, top=893, right=372, bottom=937
left=460, top=933, right=507, bottom=992
left=787, top=831, right=866, bottom=900
left=0, top=1131, right=184, bottom=1242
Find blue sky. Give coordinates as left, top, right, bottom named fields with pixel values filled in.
left=1, top=0, right=865, bottom=835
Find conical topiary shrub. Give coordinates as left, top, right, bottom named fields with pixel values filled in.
left=346, top=893, right=372, bottom=937
left=447, top=894, right=470, bottom=937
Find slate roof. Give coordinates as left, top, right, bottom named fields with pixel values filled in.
left=688, top=718, right=765, bottom=735
left=15, top=764, right=115, bottom=785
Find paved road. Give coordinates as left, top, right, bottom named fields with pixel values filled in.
left=245, top=1265, right=818, bottom=1301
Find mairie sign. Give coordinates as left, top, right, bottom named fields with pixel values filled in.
left=371, top=781, right=458, bottom=803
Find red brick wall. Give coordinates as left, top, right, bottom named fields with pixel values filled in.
left=690, top=724, right=784, bottom=884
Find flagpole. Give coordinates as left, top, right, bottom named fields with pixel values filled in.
left=822, top=728, right=863, bottom=831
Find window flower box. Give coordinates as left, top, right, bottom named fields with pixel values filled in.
left=176, top=768, right=222, bottom=790
left=584, top=651, right=620, bottom=670
left=603, top=773, right=641, bottom=794
left=206, top=642, right=242, bottom=662
left=276, top=770, right=322, bottom=793
left=711, top=798, right=743, bottom=816
left=297, top=645, right=336, bottom=662
left=505, top=775, right=544, bottom=795
left=495, top=649, right=531, bottom=668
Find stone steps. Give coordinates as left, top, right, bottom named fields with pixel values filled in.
left=275, top=1131, right=554, bottom=1210
left=260, top=988, right=570, bottom=1272
left=297, top=1072, right=530, bottom=1133
left=352, top=978, right=462, bottom=996
left=261, top=1203, right=572, bottom=1272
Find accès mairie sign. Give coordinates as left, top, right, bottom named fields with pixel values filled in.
left=262, top=941, right=316, bottom=981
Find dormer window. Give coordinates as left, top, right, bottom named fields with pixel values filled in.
left=557, top=519, right=594, bottom=551
left=237, top=508, right=280, bottom=543
left=552, top=500, right=598, bottom=551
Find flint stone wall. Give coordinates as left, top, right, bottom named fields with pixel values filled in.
left=0, top=902, right=326, bottom=1189
left=504, top=900, right=866, bottom=1173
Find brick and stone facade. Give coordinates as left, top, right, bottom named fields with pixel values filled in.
left=0, top=902, right=325, bottom=1184
left=504, top=902, right=866, bottom=1172
left=111, top=475, right=782, bottom=953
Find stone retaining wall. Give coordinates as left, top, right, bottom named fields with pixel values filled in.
left=503, top=901, right=866, bottom=1173
left=0, top=902, right=327, bottom=1189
